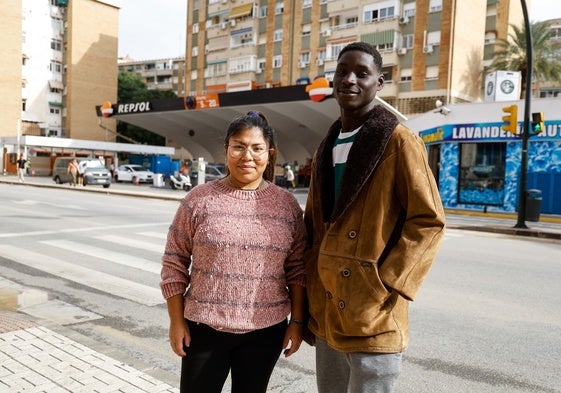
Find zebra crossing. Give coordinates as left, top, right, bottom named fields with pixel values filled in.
left=0, top=226, right=171, bottom=307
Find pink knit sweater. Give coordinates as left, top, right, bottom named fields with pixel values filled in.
left=160, top=180, right=306, bottom=333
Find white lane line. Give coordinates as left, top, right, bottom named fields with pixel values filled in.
left=0, top=245, right=164, bottom=306
left=137, top=231, right=168, bottom=240
left=0, top=222, right=170, bottom=239
left=95, top=235, right=164, bottom=254
left=41, top=239, right=161, bottom=274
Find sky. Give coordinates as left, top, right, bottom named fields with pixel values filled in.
left=118, top=0, right=561, bottom=60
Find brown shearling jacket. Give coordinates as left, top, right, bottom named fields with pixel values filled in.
left=304, top=105, right=445, bottom=353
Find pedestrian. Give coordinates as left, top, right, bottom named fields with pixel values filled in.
left=160, top=110, right=307, bottom=393
left=67, top=157, right=80, bottom=187
left=16, top=154, right=27, bottom=183
left=285, top=164, right=295, bottom=190
left=303, top=42, right=446, bottom=393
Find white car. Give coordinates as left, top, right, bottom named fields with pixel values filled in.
left=114, top=164, right=154, bottom=183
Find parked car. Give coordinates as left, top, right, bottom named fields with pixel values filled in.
left=52, top=157, right=111, bottom=188
left=114, top=164, right=154, bottom=183
left=190, top=164, right=226, bottom=184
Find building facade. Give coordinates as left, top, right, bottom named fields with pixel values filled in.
left=184, top=0, right=525, bottom=116
left=117, top=57, right=187, bottom=96
left=0, top=0, right=118, bottom=141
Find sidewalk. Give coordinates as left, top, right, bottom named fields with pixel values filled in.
left=0, top=311, right=177, bottom=392
left=1, top=174, right=560, bottom=392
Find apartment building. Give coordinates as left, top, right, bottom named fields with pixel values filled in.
left=0, top=0, right=118, bottom=141
left=118, top=57, right=187, bottom=96
left=185, top=0, right=524, bottom=116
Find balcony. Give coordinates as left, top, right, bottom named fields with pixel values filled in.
left=327, top=0, right=356, bottom=13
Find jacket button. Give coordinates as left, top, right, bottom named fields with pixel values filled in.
left=338, top=300, right=345, bottom=309
left=348, top=230, right=357, bottom=239
left=326, top=291, right=332, bottom=299
left=342, top=269, right=351, bottom=277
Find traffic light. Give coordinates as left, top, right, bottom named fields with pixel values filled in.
left=501, top=105, right=518, bottom=135
left=531, top=112, right=545, bottom=135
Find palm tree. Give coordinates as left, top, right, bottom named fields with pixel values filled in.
left=489, top=20, right=561, bottom=97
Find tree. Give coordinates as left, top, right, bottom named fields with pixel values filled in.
left=489, top=20, right=561, bottom=97
left=117, top=73, right=177, bottom=145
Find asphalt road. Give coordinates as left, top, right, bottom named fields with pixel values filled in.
left=1, top=178, right=560, bottom=392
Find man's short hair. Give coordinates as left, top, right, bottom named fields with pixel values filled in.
left=338, top=42, right=383, bottom=72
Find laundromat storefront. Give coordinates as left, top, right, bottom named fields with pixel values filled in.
left=420, top=120, right=561, bottom=215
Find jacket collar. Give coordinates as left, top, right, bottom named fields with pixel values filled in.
left=315, top=105, right=399, bottom=222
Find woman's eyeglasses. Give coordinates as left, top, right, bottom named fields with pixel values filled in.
left=227, top=144, right=270, bottom=160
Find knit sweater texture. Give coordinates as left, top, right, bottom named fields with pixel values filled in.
left=160, top=179, right=306, bottom=333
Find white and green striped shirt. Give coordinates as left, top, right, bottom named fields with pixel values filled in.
left=332, top=126, right=361, bottom=202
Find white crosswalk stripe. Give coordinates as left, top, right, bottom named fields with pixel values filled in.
left=0, top=244, right=164, bottom=306
left=41, top=239, right=162, bottom=274
left=95, top=234, right=165, bottom=253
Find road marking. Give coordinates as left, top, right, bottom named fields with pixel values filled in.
left=138, top=231, right=168, bottom=240
left=13, top=199, right=87, bottom=210
left=41, top=239, right=161, bottom=274
left=95, top=235, right=164, bottom=253
left=0, top=222, right=170, bottom=239
left=0, top=245, right=164, bottom=306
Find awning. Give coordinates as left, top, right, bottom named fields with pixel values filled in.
left=361, top=30, right=395, bottom=46
left=49, top=79, right=64, bottom=90
left=229, top=3, right=253, bottom=19
left=49, top=101, right=63, bottom=107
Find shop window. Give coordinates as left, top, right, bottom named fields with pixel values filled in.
left=458, top=142, right=506, bottom=206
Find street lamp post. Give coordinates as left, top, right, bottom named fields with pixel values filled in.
left=514, top=0, right=532, bottom=229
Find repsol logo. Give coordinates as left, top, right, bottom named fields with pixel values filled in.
left=117, top=101, right=152, bottom=114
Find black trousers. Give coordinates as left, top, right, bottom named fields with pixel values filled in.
left=180, top=319, right=287, bottom=393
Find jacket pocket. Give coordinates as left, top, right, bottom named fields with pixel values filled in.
left=317, top=252, right=395, bottom=337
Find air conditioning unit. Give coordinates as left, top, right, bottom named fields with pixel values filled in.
left=220, top=22, right=227, bottom=29
left=322, top=29, right=331, bottom=37
left=398, top=16, right=409, bottom=24
left=397, top=48, right=407, bottom=55
left=255, top=68, right=262, bottom=74
left=298, top=62, right=307, bottom=68
left=423, top=45, right=434, bottom=54
left=316, top=58, right=324, bottom=66
left=230, top=20, right=236, bottom=27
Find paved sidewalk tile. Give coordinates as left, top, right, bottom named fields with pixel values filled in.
left=0, top=320, right=178, bottom=393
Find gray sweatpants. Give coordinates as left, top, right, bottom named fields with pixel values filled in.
left=315, top=338, right=402, bottom=393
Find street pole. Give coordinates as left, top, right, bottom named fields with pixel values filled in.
left=514, top=0, right=532, bottom=229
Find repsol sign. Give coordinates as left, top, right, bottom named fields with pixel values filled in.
left=117, top=101, right=152, bottom=114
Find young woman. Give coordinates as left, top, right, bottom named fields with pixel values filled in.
left=160, top=111, right=306, bottom=393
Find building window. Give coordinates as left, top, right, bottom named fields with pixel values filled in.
left=485, top=32, right=497, bottom=45
left=206, top=61, right=227, bottom=78
left=327, top=42, right=352, bottom=60
left=303, top=0, right=312, bottom=8
left=50, top=107, right=61, bottom=115
left=458, top=142, right=506, bottom=206
left=403, top=2, right=416, bottom=17
left=273, top=55, right=282, bottom=68
left=275, top=2, right=284, bottom=15
left=427, top=30, right=441, bottom=46
left=192, top=46, right=198, bottom=56
left=299, top=52, right=311, bottom=64
left=426, top=65, right=439, bottom=79
left=363, top=2, right=396, bottom=23
left=402, top=34, right=414, bottom=49
left=50, top=60, right=62, bottom=73
left=51, top=39, right=62, bottom=51
left=260, top=6, right=267, bottom=17
left=429, top=0, right=443, bottom=12
left=274, top=29, right=283, bottom=41
left=192, top=23, right=199, bottom=34
left=400, top=68, right=412, bottom=82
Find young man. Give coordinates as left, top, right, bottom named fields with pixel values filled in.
left=304, top=42, right=445, bottom=393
